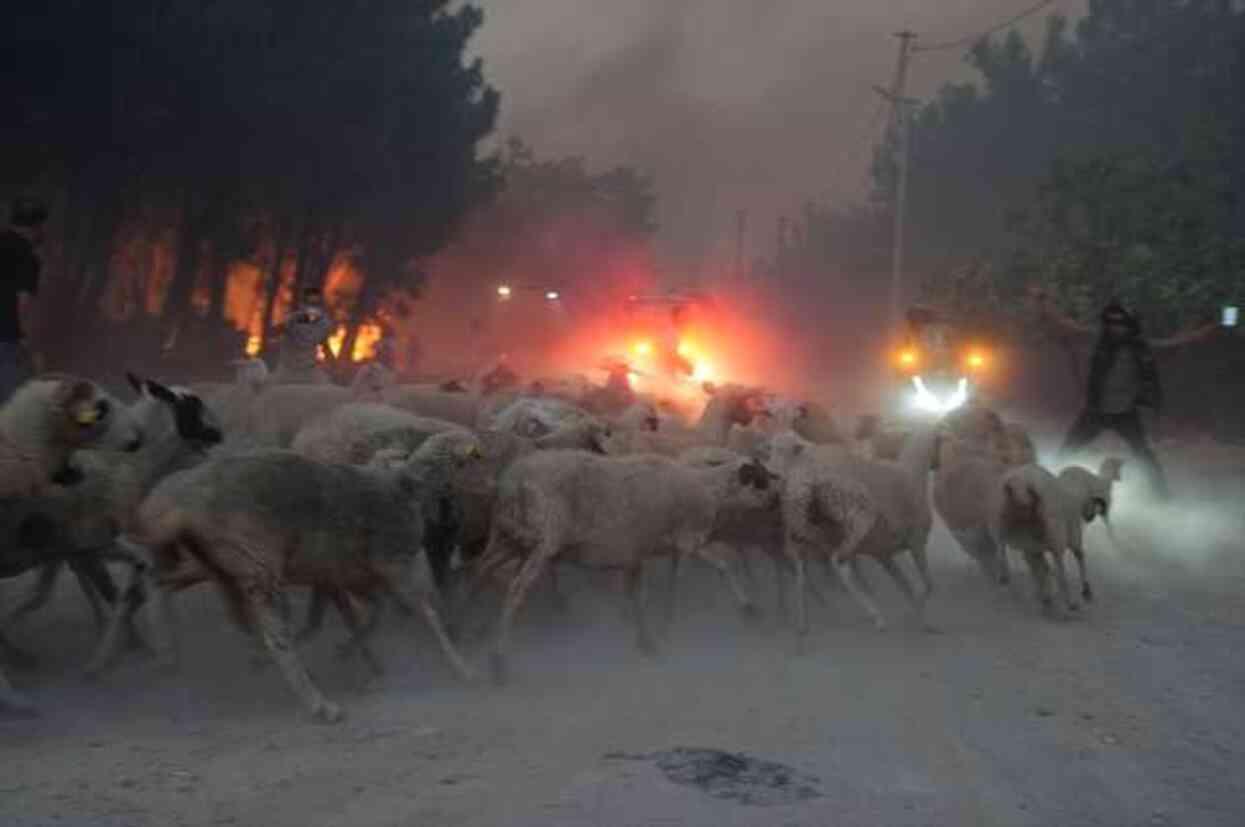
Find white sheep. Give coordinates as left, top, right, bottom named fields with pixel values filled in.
left=931, top=405, right=1038, bottom=581
left=3, top=374, right=224, bottom=645
left=96, top=430, right=485, bottom=722
left=1057, top=456, right=1125, bottom=567
left=0, top=375, right=145, bottom=713
left=480, top=449, right=779, bottom=684
left=987, top=463, right=1089, bottom=616
left=763, top=418, right=943, bottom=637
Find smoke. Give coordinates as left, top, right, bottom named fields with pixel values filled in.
left=470, top=0, right=1087, bottom=266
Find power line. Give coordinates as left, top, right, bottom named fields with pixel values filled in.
left=912, top=0, right=1056, bottom=54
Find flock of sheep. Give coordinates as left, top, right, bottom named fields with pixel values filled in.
left=0, top=356, right=1125, bottom=723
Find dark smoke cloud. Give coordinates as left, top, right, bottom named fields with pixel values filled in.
left=470, top=0, right=1085, bottom=268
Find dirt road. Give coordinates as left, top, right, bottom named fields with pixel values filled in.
left=3, top=444, right=1243, bottom=826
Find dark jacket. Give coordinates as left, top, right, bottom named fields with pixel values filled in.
left=0, top=229, right=40, bottom=342
left=1087, top=305, right=1162, bottom=412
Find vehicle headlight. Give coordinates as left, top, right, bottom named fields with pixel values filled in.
left=909, top=375, right=969, bottom=414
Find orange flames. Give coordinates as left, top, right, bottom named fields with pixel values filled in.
left=322, top=323, right=384, bottom=362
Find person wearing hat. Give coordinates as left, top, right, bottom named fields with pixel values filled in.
left=0, top=197, right=49, bottom=404
left=1032, top=287, right=1219, bottom=499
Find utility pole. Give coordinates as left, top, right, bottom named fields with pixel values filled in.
left=875, top=30, right=918, bottom=331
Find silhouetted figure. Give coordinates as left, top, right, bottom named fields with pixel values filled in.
left=0, top=197, right=48, bottom=405
left=273, top=286, right=335, bottom=385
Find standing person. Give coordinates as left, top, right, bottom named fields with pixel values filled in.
left=1031, top=287, right=1218, bottom=500
left=272, top=285, right=335, bottom=385
left=0, top=197, right=48, bottom=404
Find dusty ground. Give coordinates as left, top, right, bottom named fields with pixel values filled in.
left=2, top=441, right=1244, bottom=827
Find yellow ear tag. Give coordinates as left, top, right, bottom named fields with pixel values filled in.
left=75, top=407, right=99, bottom=425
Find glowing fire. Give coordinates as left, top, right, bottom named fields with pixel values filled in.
left=321, top=323, right=384, bottom=362
left=245, top=334, right=262, bottom=357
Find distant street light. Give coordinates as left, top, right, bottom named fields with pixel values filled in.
left=545, top=290, right=560, bottom=301
left=497, top=284, right=512, bottom=299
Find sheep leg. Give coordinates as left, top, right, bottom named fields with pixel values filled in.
left=145, top=573, right=179, bottom=672
left=665, top=549, right=683, bottom=631
left=69, top=556, right=115, bottom=632
left=837, top=557, right=887, bottom=631
left=75, top=555, right=151, bottom=654
left=4, top=561, right=64, bottom=629
left=1023, top=551, right=1055, bottom=615
left=82, top=560, right=147, bottom=678
left=692, top=543, right=759, bottom=619
left=377, top=559, right=475, bottom=683
left=214, top=580, right=271, bottom=670
left=908, top=531, right=934, bottom=598
left=783, top=541, right=812, bottom=649
left=624, top=566, right=658, bottom=656
left=489, top=553, right=549, bottom=686
left=449, top=544, right=517, bottom=640
left=327, top=590, right=385, bottom=676
left=830, top=510, right=884, bottom=630
left=296, top=588, right=331, bottom=645
left=1049, top=549, right=1079, bottom=614
left=877, top=555, right=933, bottom=631
left=1071, top=546, right=1093, bottom=603
left=246, top=586, right=342, bottom=724
left=737, top=545, right=758, bottom=597
left=843, top=557, right=874, bottom=597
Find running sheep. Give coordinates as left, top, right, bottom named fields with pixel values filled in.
left=105, top=430, right=485, bottom=723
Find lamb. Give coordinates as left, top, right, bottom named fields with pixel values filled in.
left=0, top=375, right=145, bottom=713
left=762, top=418, right=943, bottom=638
left=2, top=375, right=223, bottom=652
left=987, top=463, right=1089, bottom=616
left=98, top=430, right=485, bottom=722
left=481, top=450, right=779, bottom=684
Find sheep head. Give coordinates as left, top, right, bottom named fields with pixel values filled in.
left=52, top=377, right=143, bottom=454
left=128, top=373, right=223, bottom=448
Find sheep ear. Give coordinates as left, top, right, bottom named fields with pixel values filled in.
left=145, top=379, right=178, bottom=404
left=126, top=372, right=144, bottom=394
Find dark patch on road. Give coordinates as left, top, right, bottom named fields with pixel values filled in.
left=605, top=747, right=822, bottom=806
